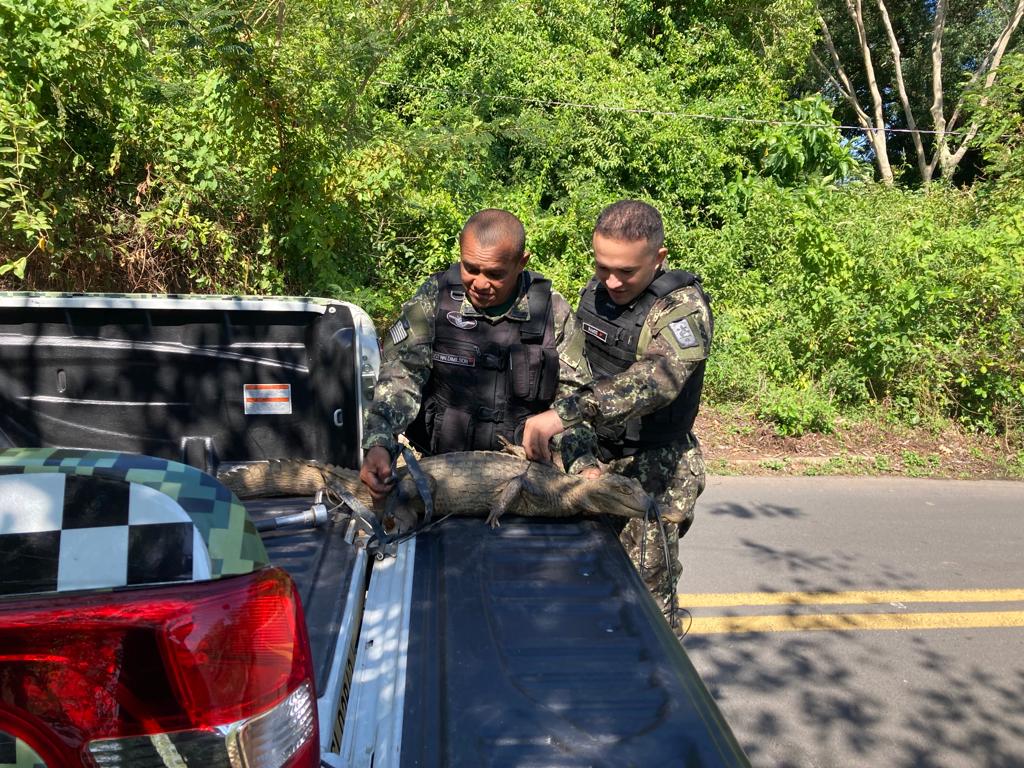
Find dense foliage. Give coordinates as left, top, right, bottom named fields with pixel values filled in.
left=1, top=0, right=1021, bottom=439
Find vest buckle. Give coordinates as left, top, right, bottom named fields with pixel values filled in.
left=476, top=406, right=505, bottom=423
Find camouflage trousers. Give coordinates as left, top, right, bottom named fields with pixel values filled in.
left=606, top=437, right=706, bottom=615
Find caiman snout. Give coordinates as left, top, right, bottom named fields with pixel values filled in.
left=581, top=473, right=653, bottom=517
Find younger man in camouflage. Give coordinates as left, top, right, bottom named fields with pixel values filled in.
left=522, top=200, right=713, bottom=618
left=360, top=209, right=596, bottom=502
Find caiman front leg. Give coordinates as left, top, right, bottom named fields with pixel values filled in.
left=486, top=471, right=549, bottom=527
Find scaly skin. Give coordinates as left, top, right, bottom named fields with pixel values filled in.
left=218, top=451, right=657, bottom=531
left=218, top=460, right=369, bottom=503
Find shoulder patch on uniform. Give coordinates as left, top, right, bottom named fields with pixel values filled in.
left=648, top=288, right=703, bottom=331
left=668, top=318, right=698, bottom=349
left=388, top=320, right=408, bottom=345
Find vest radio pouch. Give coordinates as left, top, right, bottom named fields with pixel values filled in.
left=430, top=405, right=475, bottom=455
left=509, top=345, right=560, bottom=402
left=538, top=347, right=559, bottom=401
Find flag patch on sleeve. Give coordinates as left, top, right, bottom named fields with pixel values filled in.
left=388, top=321, right=408, bottom=345
left=668, top=318, right=698, bottom=348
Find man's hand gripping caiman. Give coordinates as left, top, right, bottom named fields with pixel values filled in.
left=217, top=450, right=661, bottom=533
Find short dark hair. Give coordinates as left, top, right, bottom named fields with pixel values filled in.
left=593, top=200, right=664, bottom=250
left=460, top=209, right=526, bottom=259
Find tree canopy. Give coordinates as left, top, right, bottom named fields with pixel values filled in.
left=1, top=0, right=1022, bottom=439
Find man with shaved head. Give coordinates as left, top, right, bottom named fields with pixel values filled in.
left=361, top=209, right=596, bottom=501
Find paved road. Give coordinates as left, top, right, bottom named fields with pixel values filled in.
left=676, top=476, right=1024, bottom=768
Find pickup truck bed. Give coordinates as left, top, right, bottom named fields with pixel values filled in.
left=246, top=498, right=361, bottom=698
left=0, top=292, right=749, bottom=768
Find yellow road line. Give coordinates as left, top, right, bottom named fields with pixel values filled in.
left=678, top=588, right=1024, bottom=608
left=685, top=610, right=1024, bottom=634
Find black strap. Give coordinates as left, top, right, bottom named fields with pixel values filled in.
left=521, top=272, right=552, bottom=342
left=401, top=447, right=435, bottom=524
left=439, top=263, right=463, bottom=293
left=646, top=269, right=697, bottom=298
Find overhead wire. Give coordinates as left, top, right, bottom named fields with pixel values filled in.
left=376, top=80, right=1008, bottom=140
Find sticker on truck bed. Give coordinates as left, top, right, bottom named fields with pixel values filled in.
left=243, top=383, right=292, bottom=415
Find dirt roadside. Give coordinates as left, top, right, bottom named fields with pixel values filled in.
left=696, top=406, right=1024, bottom=480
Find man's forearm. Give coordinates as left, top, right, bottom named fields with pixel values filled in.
left=555, top=355, right=702, bottom=430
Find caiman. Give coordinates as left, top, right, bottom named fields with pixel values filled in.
left=217, top=451, right=661, bottom=531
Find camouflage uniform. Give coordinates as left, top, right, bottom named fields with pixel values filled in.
left=364, top=271, right=598, bottom=471
left=607, top=441, right=706, bottom=609
left=555, top=282, right=713, bottom=611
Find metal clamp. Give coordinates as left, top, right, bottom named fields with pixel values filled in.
left=331, top=483, right=395, bottom=556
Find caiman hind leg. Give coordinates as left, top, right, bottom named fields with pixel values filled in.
left=496, top=435, right=528, bottom=460
left=486, top=477, right=522, bottom=528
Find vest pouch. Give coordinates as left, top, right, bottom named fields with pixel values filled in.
left=508, top=344, right=559, bottom=402
left=509, top=344, right=540, bottom=400
left=537, top=347, right=559, bottom=401
left=430, top=403, right=475, bottom=455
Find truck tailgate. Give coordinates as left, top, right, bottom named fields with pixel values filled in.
left=343, top=517, right=749, bottom=767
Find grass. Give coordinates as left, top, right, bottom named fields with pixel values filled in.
left=698, top=403, right=1022, bottom=480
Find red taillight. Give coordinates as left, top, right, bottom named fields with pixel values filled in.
left=0, top=567, right=318, bottom=767
left=162, top=568, right=310, bottom=726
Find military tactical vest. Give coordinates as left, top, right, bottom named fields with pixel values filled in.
left=405, top=265, right=560, bottom=455
left=576, top=269, right=711, bottom=459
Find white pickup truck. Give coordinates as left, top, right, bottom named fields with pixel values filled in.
left=0, top=292, right=749, bottom=768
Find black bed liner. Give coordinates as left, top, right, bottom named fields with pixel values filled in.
left=399, top=517, right=748, bottom=767
left=0, top=297, right=363, bottom=470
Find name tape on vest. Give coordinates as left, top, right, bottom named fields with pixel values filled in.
left=668, top=318, right=699, bottom=349
left=582, top=322, right=608, bottom=343
left=433, top=351, right=476, bottom=367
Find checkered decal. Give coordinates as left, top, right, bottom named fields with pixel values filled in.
left=0, top=732, right=45, bottom=768
left=0, top=449, right=268, bottom=598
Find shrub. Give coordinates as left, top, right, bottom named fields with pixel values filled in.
left=756, top=383, right=836, bottom=437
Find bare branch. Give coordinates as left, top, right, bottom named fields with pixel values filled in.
left=946, top=124, right=982, bottom=167
left=845, top=0, right=886, bottom=130
left=876, top=0, right=929, bottom=180
left=837, top=0, right=894, bottom=182
left=947, top=0, right=1024, bottom=132
left=249, top=0, right=279, bottom=28
left=937, top=0, right=1024, bottom=176
left=812, top=50, right=872, bottom=128
left=929, top=0, right=948, bottom=139
left=816, top=15, right=871, bottom=128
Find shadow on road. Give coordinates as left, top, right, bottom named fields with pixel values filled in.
left=705, top=502, right=803, bottom=520
left=681, top=541, right=1024, bottom=768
